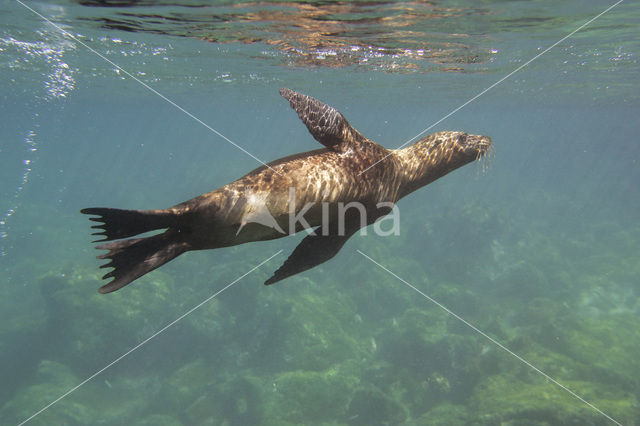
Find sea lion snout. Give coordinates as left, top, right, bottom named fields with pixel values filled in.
left=457, top=132, right=492, bottom=158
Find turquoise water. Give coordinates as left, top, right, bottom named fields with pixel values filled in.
left=1, top=0, right=639, bottom=424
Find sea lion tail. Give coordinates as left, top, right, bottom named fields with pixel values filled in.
left=81, top=207, right=176, bottom=242
left=94, top=231, right=188, bottom=293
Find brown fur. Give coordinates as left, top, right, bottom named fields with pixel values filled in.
left=82, top=89, right=491, bottom=293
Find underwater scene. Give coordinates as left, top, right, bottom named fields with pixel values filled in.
left=1, top=0, right=639, bottom=424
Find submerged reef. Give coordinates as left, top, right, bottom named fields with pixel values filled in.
left=1, top=196, right=639, bottom=425
left=471, top=374, right=636, bottom=425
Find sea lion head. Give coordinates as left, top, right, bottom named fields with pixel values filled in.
left=406, top=130, right=492, bottom=168
left=450, top=131, right=492, bottom=162
left=396, top=130, right=492, bottom=197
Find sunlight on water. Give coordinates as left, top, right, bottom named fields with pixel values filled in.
left=0, top=16, right=76, bottom=256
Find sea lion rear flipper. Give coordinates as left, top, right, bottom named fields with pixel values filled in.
left=81, top=207, right=176, bottom=241
left=94, top=231, right=188, bottom=293
left=82, top=207, right=188, bottom=293
left=264, top=225, right=359, bottom=285
left=279, top=88, right=365, bottom=152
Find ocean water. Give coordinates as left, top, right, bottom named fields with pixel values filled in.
left=1, top=0, right=639, bottom=424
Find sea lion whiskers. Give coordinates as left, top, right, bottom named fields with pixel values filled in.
left=477, top=142, right=495, bottom=176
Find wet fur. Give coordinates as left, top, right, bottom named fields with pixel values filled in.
left=82, top=89, right=491, bottom=293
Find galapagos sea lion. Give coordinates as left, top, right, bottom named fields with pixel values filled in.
left=82, top=88, right=491, bottom=293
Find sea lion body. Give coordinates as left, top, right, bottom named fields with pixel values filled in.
left=173, top=144, right=393, bottom=247
left=82, top=89, right=491, bottom=293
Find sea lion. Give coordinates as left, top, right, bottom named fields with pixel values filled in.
left=82, top=88, right=491, bottom=293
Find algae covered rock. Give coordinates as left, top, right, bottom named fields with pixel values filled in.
left=267, top=366, right=359, bottom=424
left=346, top=387, right=408, bottom=426
left=470, top=374, right=638, bottom=425
left=558, top=313, right=640, bottom=390
left=38, top=267, right=178, bottom=369
left=378, top=307, right=483, bottom=408
left=137, top=414, right=184, bottom=426
left=160, top=359, right=265, bottom=425
left=411, top=403, right=469, bottom=426
left=160, top=359, right=218, bottom=413
left=0, top=292, right=48, bottom=405
left=258, top=289, right=364, bottom=372
left=184, top=375, right=264, bottom=425
left=1, top=360, right=92, bottom=425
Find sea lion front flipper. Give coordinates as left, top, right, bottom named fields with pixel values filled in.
left=265, top=205, right=393, bottom=285
left=265, top=226, right=359, bottom=285
left=280, top=88, right=365, bottom=152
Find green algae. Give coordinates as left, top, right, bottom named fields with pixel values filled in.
left=1, top=360, right=91, bottom=425
left=137, top=414, right=184, bottom=426
left=555, top=314, right=640, bottom=390
left=273, top=291, right=365, bottom=372
left=36, top=267, right=179, bottom=371
left=470, top=374, right=638, bottom=425
left=346, top=387, right=408, bottom=425
left=2, top=192, right=640, bottom=425
left=267, top=367, right=359, bottom=424
left=412, top=403, right=469, bottom=425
